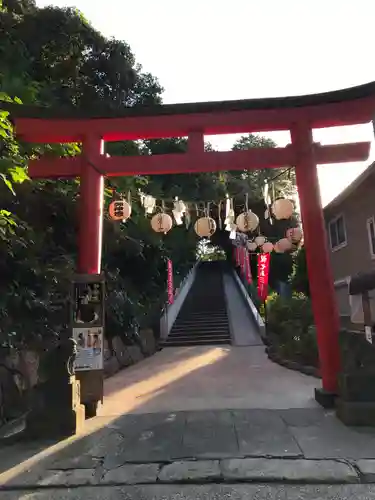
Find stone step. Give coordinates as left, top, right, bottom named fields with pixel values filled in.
left=171, top=322, right=229, bottom=330
left=170, top=331, right=229, bottom=337
left=162, top=338, right=230, bottom=347
left=167, top=333, right=231, bottom=341
left=177, top=312, right=228, bottom=319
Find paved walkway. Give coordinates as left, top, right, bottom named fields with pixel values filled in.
left=2, top=345, right=375, bottom=492
left=99, top=345, right=317, bottom=416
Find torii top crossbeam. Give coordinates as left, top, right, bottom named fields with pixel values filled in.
left=6, top=80, right=375, bottom=142
left=4, top=81, right=375, bottom=178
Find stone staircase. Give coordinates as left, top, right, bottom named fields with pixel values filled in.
left=162, top=261, right=231, bottom=347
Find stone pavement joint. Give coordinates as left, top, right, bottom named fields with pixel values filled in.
left=357, top=460, right=375, bottom=483
left=220, top=458, right=359, bottom=484
left=158, top=461, right=221, bottom=483
left=3, top=408, right=375, bottom=490
left=0, top=458, right=363, bottom=489
left=102, top=463, right=160, bottom=485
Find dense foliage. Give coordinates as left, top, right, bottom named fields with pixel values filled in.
left=266, top=293, right=318, bottom=368
left=0, top=0, right=296, bottom=351
left=291, top=246, right=309, bottom=296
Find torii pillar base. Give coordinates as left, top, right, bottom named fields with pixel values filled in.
left=315, top=388, right=337, bottom=409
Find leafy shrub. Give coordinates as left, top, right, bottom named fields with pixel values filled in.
left=291, top=247, right=310, bottom=296
left=266, top=293, right=319, bottom=367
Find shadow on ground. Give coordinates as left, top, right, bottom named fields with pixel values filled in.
left=1, top=346, right=375, bottom=494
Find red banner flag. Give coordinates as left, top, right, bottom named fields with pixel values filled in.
left=167, top=259, right=174, bottom=305
left=245, top=250, right=253, bottom=284
left=257, top=253, right=270, bottom=302
left=235, top=247, right=240, bottom=266
left=240, top=247, right=245, bottom=276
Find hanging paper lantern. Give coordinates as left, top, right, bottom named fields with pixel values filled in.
left=194, top=217, right=217, bottom=237
left=286, top=227, right=303, bottom=243
left=272, top=198, right=294, bottom=220
left=274, top=241, right=283, bottom=253
left=108, top=200, right=132, bottom=221
left=255, top=235, right=266, bottom=247
left=236, top=211, right=259, bottom=232
left=262, top=242, right=274, bottom=253
left=150, top=213, right=173, bottom=233
left=276, top=238, right=293, bottom=252
left=247, top=241, right=257, bottom=251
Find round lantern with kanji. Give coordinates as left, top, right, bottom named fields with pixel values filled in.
left=286, top=227, right=303, bottom=244
left=247, top=241, right=257, bottom=252
left=151, top=213, right=173, bottom=233
left=262, top=242, right=274, bottom=253
left=109, top=199, right=132, bottom=221
left=276, top=237, right=293, bottom=252
left=254, top=235, right=266, bottom=247
left=272, top=198, right=294, bottom=220
left=194, top=217, right=217, bottom=237
left=236, top=211, right=259, bottom=232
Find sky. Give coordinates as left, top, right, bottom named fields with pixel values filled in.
left=36, top=0, right=375, bottom=206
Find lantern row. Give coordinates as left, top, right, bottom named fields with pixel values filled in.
left=231, top=228, right=303, bottom=255
left=107, top=192, right=302, bottom=252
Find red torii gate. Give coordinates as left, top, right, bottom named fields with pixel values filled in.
left=9, top=81, right=375, bottom=403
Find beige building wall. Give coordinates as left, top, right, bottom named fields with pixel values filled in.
left=323, top=169, right=375, bottom=320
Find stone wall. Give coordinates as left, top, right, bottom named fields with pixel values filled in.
left=0, top=329, right=158, bottom=422
left=104, top=329, right=157, bottom=378
left=4, top=328, right=157, bottom=385
left=2, top=349, right=40, bottom=391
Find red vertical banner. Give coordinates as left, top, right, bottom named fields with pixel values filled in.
left=240, top=247, right=246, bottom=276
left=257, top=253, right=270, bottom=302
left=235, top=247, right=240, bottom=266
left=167, top=259, right=174, bottom=305
left=245, top=250, right=252, bottom=284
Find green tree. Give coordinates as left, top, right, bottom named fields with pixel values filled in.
left=229, top=134, right=296, bottom=200
left=0, top=0, right=298, bottom=351
left=0, top=3, right=163, bottom=109
left=0, top=1, right=166, bottom=348
left=291, top=246, right=309, bottom=296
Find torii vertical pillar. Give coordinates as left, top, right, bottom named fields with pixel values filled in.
left=291, top=122, right=340, bottom=405
left=79, top=136, right=104, bottom=275
left=76, top=135, right=105, bottom=418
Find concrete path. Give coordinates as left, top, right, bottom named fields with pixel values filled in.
left=3, top=346, right=375, bottom=492
left=99, top=345, right=318, bottom=416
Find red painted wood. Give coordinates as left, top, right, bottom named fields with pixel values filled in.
left=17, top=83, right=375, bottom=401
left=291, top=122, right=341, bottom=394
left=28, top=155, right=81, bottom=178
left=27, top=141, right=370, bottom=179
left=78, top=137, right=104, bottom=275
left=188, top=131, right=205, bottom=154
left=315, top=141, right=371, bottom=164
left=14, top=94, right=375, bottom=143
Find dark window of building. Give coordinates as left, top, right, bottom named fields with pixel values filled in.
left=329, top=215, right=347, bottom=250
